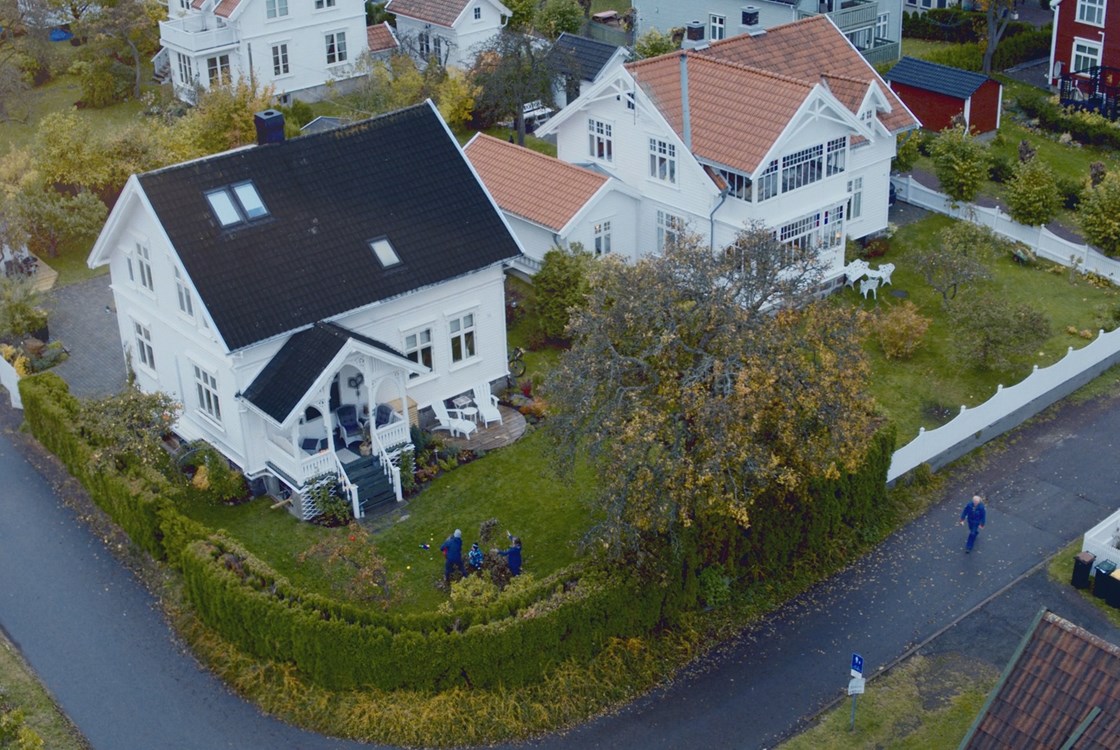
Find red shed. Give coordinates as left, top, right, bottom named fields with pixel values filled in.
left=885, top=57, right=1003, bottom=134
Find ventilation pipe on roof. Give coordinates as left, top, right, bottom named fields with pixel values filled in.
left=680, top=53, right=691, bottom=151
left=254, top=109, right=286, bottom=146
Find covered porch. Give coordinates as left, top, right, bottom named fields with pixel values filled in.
left=1058, top=66, right=1120, bottom=121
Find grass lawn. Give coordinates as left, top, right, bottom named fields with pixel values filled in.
left=899, top=38, right=963, bottom=64
left=0, top=631, right=89, bottom=749
left=777, top=653, right=999, bottom=749
left=856, top=214, right=1120, bottom=442
left=184, top=428, right=593, bottom=613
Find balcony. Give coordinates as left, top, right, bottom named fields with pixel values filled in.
left=797, top=0, right=878, bottom=33
left=160, top=15, right=239, bottom=53
left=861, top=40, right=900, bottom=66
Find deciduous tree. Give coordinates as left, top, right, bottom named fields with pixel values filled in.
left=533, top=243, right=593, bottom=342
left=930, top=124, right=989, bottom=204
left=911, top=222, right=994, bottom=303
left=978, top=0, right=1015, bottom=75
left=470, top=30, right=558, bottom=145
left=75, top=387, right=181, bottom=473
left=633, top=28, right=678, bottom=58
left=546, top=226, right=877, bottom=573
left=1007, top=156, right=1060, bottom=227
left=1080, top=172, right=1120, bottom=256
left=537, top=0, right=584, bottom=40
left=948, top=295, right=1050, bottom=370
left=10, top=187, right=106, bottom=258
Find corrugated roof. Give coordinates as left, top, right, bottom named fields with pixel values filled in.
left=137, top=103, right=522, bottom=352
left=696, top=16, right=917, bottom=136
left=885, top=56, right=993, bottom=100
left=627, top=53, right=814, bottom=175
left=962, top=610, right=1120, bottom=750
left=384, top=0, right=468, bottom=27
left=464, top=134, right=608, bottom=231
left=367, top=21, right=399, bottom=53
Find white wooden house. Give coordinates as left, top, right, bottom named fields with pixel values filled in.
left=157, top=0, right=368, bottom=103
left=464, top=134, right=642, bottom=271
left=535, top=17, right=918, bottom=285
left=385, top=0, right=511, bottom=70
left=87, top=102, right=524, bottom=520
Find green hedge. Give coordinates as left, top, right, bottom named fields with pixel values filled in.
left=1018, top=90, right=1120, bottom=150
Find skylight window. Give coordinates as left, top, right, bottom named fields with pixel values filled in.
left=369, top=238, right=401, bottom=268
left=205, top=181, right=269, bottom=227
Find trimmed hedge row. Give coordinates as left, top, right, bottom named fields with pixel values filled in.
left=1018, top=90, right=1120, bottom=150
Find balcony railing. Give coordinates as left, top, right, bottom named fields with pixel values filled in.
left=797, top=0, right=878, bottom=33
left=159, top=16, right=239, bottom=53
left=861, top=40, right=900, bottom=66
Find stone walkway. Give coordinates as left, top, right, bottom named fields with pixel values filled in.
left=44, top=274, right=128, bottom=399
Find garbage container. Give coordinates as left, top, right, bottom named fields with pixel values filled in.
left=1110, top=570, right=1120, bottom=609
left=1073, top=551, right=1096, bottom=589
left=1094, top=560, right=1117, bottom=599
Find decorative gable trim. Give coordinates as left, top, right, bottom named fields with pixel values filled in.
left=755, top=85, right=868, bottom=178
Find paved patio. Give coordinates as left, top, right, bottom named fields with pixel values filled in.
left=44, top=274, right=128, bottom=400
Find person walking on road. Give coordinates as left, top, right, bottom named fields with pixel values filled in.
left=959, top=495, right=987, bottom=553
left=441, top=529, right=466, bottom=584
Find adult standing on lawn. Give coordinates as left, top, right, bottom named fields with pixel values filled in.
left=441, top=529, right=465, bottom=583
left=499, top=536, right=522, bottom=576
left=959, top=495, right=987, bottom=553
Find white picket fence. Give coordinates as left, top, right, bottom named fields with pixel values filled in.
left=891, top=174, right=1120, bottom=283
left=0, top=356, right=21, bottom=410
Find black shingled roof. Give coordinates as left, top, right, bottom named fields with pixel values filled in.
left=138, top=102, right=522, bottom=352
left=551, top=32, right=628, bottom=82
left=242, top=322, right=411, bottom=423
left=885, top=56, right=992, bottom=100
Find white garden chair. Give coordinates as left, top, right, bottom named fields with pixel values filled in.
left=472, top=384, right=504, bottom=427
left=860, top=277, right=880, bottom=300
left=431, top=400, right=476, bottom=440
left=876, top=263, right=895, bottom=286
left=844, top=259, right=870, bottom=288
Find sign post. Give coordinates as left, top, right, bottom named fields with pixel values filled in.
left=848, top=653, right=865, bottom=732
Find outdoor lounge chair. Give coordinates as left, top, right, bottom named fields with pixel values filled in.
left=336, top=405, right=362, bottom=442
left=431, top=400, right=477, bottom=439
left=473, top=384, right=504, bottom=428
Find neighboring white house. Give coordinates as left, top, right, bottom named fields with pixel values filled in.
left=157, top=0, right=368, bottom=103
left=535, top=16, right=918, bottom=285
left=464, top=134, right=643, bottom=271
left=550, top=32, right=633, bottom=109
left=632, top=0, right=903, bottom=67
left=386, top=0, right=511, bottom=70
left=87, top=102, right=524, bottom=520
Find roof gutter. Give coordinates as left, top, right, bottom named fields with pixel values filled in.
left=680, top=52, right=692, bottom=150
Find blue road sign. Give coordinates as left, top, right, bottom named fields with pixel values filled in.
left=851, top=653, right=864, bottom=676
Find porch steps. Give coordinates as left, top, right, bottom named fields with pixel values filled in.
left=343, top=456, right=396, bottom=515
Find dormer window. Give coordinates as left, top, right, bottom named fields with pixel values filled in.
left=860, top=108, right=875, bottom=125
left=206, top=181, right=268, bottom=227
left=369, top=237, right=401, bottom=268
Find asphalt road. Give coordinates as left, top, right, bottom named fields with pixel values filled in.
left=2, top=388, right=1120, bottom=750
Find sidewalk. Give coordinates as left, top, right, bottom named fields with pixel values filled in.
left=517, top=389, right=1120, bottom=750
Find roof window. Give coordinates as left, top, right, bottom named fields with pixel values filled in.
left=369, top=237, right=401, bottom=268
left=206, top=181, right=269, bottom=227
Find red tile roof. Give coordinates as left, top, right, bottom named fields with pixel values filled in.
left=464, top=134, right=608, bottom=231
left=367, top=22, right=398, bottom=53
left=962, top=610, right=1120, bottom=750
left=697, top=16, right=916, bottom=135
left=384, top=0, right=468, bottom=27
left=190, top=0, right=240, bottom=17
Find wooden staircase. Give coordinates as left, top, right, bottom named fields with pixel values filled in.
left=342, top=455, right=396, bottom=516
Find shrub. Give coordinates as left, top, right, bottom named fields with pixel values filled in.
left=875, top=302, right=932, bottom=360
left=948, top=296, right=1051, bottom=370
left=1055, top=176, right=1085, bottom=210
left=697, top=564, right=731, bottom=608
left=0, top=277, right=47, bottom=342
left=930, top=125, right=988, bottom=203
left=534, top=244, right=593, bottom=342
left=1007, top=157, right=1060, bottom=226
left=988, top=152, right=1016, bottom=183
left=893, top=131, right=920, bottom=173
left=1080, top=172, right=1120, bottom=255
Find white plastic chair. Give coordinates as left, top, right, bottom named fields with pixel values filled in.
left=844, top=259, right=870, bottom=288
left=431, top=400, right=477, bottom=440
left=860, top=277, right=880, bottom=300
left=877, top=262, right=895, bottom=286
left=473, top=384, right=504, bottom=427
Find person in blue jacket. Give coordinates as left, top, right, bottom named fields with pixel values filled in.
left=467, top=542, right=483, bottom=572
left=499, top=536, right=522, bottom=576
left=959, top=495, right=987, bottom=553
left=440, top=529, right=465, bottom=583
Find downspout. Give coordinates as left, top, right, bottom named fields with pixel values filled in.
left=680, top=52, right=691, bottom=150
left=1048, top=0, right=1062, bottom=86
left=709, top=185, right=730, bottom=252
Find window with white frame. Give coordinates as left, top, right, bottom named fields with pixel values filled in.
left=1077, top=0, right=1105, bottom=25
left=176, top=53, right=193, bottom=85
left=649, top=138, right=676, bottom=184
left=325, top=31, right=347, bottom=64
left=826, top=137, right=847, bottom=176
left=474, top=5, right=481, bottom=19
left=875, top=13, right=889, bottom=40
left=781, top=144, right=823, bottom=192
left=710, top=14, right=726, bottom=40
left=777, top=204, right=845, bottom=253
left=315, top=0, right=336, bottom=8
left=449, top=314, right=476, bottom=363
left=656, top=210, right=684, bottom=251
left=404, top=328, right=433, bottom=377
left=266, top=0, right=287, bottom=18
left=757, top=159, right=779, bottom=202
left=207, top=54, right=230, bottom=85
left=588, top=118, right=613, bottom=161
left=594, top=220, right=612, bottom=255
left=133, top=322, right=155, bottom=370
left=847, top=177, right=863, bottom=220
left=135, top=242, right=154, bottom=292
left=418, top=31, right=430, bottom=57
left=718, top=169, right=752, bottom=201
left=174, top=267, right=193, bottom=317
left=1073, top=39, right=1102, bottom=72
left=193, top=364, right=221, bottom=422
left=860, top=108, right=875, bottom=125
left=272, top=43, right=289, bottom=76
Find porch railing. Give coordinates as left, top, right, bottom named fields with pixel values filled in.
left=797, top=0, right=878, bottom=33
left=159, top=17, right=239, bottom=53
left=1058, top=66, right=1120, bottom=121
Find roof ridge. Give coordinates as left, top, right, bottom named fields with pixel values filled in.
left=629, top=51, right=815, bottom=91
left=822, top=71, right=874, bottom=86
left=894, top=55, right=989, bottom=77
left=468, top=134, right=607, bottom=180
